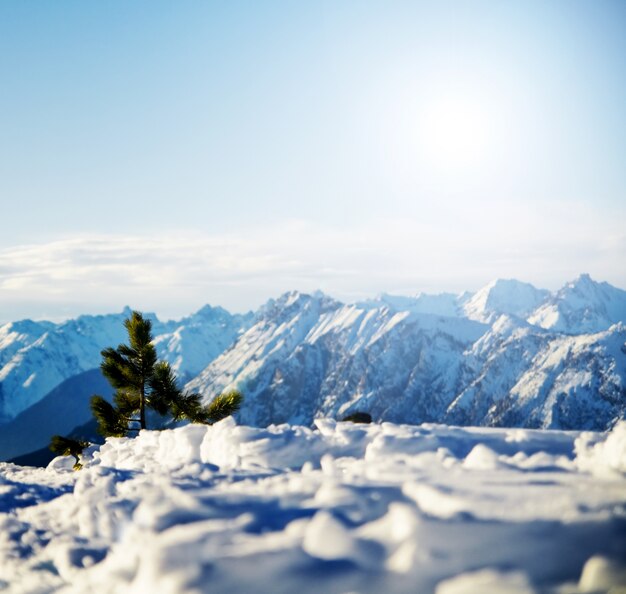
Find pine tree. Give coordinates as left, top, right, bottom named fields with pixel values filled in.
left=90, top=310, right=243, bottom=438
left=203, top=389, right=243, bottom=424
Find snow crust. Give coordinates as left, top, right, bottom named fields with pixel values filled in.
left=2, top=419, right=625, bottom=593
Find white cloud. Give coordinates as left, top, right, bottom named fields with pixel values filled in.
left=0, top=214, right=624, bottom=323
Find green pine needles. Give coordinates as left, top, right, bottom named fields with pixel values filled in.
left=90, top=310, right=243, bottom=437
left=49, top=435, right=89, bottom=470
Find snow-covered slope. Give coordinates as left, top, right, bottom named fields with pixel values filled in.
left=2, top=275, right=625, bottom=437
left=188, top=284, right=625, bottom=431
left=0, top=319, right=55, bottom=368
left=2, top=419, right=626, bottom=593
left=0, top=306, right=252, bottom=424
left=187, top=291, right=344, bottom=424
left=447, top=317, right=626, bottom=430
left=0, top=369, right=113, bottom=462
left=0, top=311, right=133, bottom=423
left=528, top=273, right=626, bottom=334
left=463, top=278, right=549, bottom=323
left=188, top=292, right=488, bottom=426
left=152, top=305, right=253, bottom=383
left=360, top=291, right=463, bottom=317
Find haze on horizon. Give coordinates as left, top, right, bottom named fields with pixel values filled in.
left=1, top=1, right=625, bottom=323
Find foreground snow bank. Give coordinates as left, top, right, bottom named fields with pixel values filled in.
left=575, top=421, right=626, bottom=476
left=2, top=420, right=626, bottom=594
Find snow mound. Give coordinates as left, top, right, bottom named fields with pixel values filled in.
left=88, top=418, right=372, bottom=473
left=435, top=569, right=535, bottom=594
left=575, top=421, right=626, bottom=476
left=1, top=420, right=625, bottom=594
left=578, top=555, right=626, bottom=592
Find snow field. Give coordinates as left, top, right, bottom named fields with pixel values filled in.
left=1, top=419, right=626, bottom=593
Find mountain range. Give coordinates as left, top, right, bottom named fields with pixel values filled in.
left=1, top=274, right=625, bottom=462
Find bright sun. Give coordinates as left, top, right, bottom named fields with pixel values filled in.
left=419, top=97, right=491, bottom=170
left=381, top=83, right=501, bottom=186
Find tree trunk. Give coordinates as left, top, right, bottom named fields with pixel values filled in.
left=140, top=381, right=146, bottom=430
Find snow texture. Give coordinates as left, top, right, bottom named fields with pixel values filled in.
left=1, top=419, right=625, bottom=593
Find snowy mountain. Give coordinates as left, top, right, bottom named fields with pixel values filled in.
left=446, top=316, right=626, bottom=430
left=187, top=291, right=344, bottom=425
left=364, top=279, right=550, bottom=323
left=462, top=278, right=550, bottom=323
left=359, top=279, right=550, bottom=324
left=0, top=318, right=55, bottom=368
left=528, top=273, right=626, bottom=334
left=1, top=275, right=625, bottom=457
left=188, top=277, right=626, bottom=431
left=187, top=292, right=488, bottom=426
left=0, top=306, right=252, bottom=424
left=360, top=291, right=463, bottom=317
left=0, top=311, right=133, bottom=423
left=0, top=369, right=113, bottom=461
left=152, top=305, right=254, bottom=383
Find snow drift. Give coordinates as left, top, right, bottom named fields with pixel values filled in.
left=1, top=419, right=625, bottom=593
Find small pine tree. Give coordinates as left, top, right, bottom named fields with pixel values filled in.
left=90, top=310, right=243, bottom=438
left=49, top=435, right=89, bottom=470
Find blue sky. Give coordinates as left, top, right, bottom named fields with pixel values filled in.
left=1, top=1, right=625, bottom=321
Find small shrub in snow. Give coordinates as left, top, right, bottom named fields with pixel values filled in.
left=49, top=435, right=89, bottom=470
left=341, top=412, right=372, bottom=424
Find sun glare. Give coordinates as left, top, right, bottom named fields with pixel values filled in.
left=382, top=83, right=500, bottom=187
left=420, top=97, right=491, bottom=169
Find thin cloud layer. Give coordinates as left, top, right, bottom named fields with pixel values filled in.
left=0, top=218, right=624, bottom=322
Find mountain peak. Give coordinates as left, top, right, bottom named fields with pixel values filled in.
left=190, top=304, right=230, bottom=320
left=463, top=278, right=548, bottom=323
left=361, top=292, right=462, bottom=318
left=575, top=272, right=593, bottom=283
left=528, top=275, right=626, bottom=334
left=485, top=278, right=538, bottom=292
left=2, top=279, right=626, bottom=439
left=567, top=273, right=598, bottom=291
left=261, top=290, right=340, bottom=316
